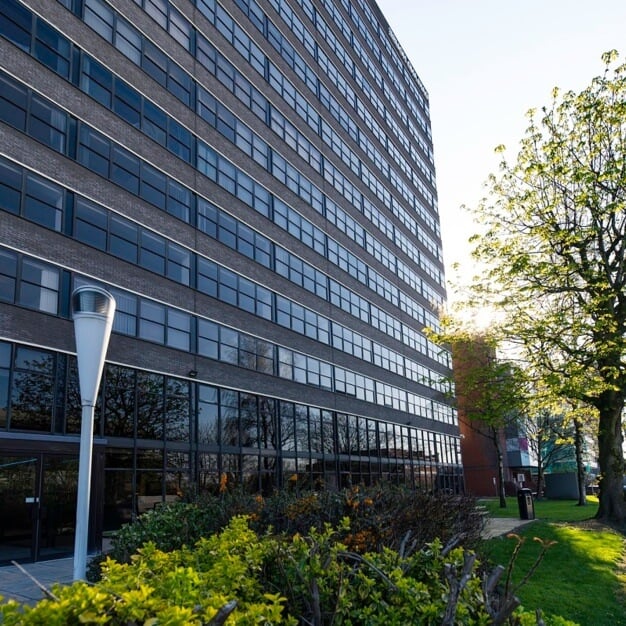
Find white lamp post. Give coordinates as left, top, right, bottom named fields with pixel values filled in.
left=71, top=286, right=115, bottom=581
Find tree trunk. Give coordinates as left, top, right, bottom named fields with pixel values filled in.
left=536, top=462, right=544, bottom=500
left=493, top=429, right=507, bottom=508
left=595, top=392, right=625, bottom=522
left=574, top=418, right=586, bottom=507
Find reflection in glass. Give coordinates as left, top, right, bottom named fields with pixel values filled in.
left=198, top=384, right=219, bottom=444
left=136, top=371, right=164, bottom=439
left=10, top=347, right=55, bottom=432
left=164, top=377, right=190, bottom=441
left=104, top=365, right=136, bottom=438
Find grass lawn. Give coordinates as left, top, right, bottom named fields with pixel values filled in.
left=479, top=496, right=626, bottom=625
left=479, top=495, right=599, bottom=521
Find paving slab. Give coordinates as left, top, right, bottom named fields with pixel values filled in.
left=0, top=558, right=74, bottom=605
left=482, top=517, right=537, bottom=539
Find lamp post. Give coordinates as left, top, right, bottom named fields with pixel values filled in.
left=71, top=286, right=115, bottom=581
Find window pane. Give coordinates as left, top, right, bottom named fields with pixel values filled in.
left=18, top=258, right=59, bottom=313
left=23, top=174, right=63, bottom=231
left=0, top=158, right=22, bottom=214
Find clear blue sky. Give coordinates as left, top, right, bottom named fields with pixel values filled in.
left=376, top=0, right=626, bottom=300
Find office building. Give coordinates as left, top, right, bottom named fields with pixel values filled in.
left=0, top=0, right=460, bottom=562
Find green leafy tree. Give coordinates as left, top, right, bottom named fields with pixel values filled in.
left=465, top=50, right=626, bottom=522
left=437, top=326, right=527, bottom=508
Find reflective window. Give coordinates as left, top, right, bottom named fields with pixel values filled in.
left=0, top=159, right=22, bottom=215
left=10, top=346, right=55, bottom=432
left=197, top=384, right=219, bottom=444
left=0, top=249, right=17, bottom=303
left=18, top=258, right=59, bottom=313
left=0, top=0, right=32, bottom=52
left=23, top=173, right=62, bottom=231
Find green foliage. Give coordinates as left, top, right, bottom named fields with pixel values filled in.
left=482, top=521, right=624, bottom=626
left=89, top=486, right=485, bottom=581
left=1, top=516, right=573, bottom=625
left=461, top=50, right=626, bottom=520
left=479, top=496, right=599, bottom=521
left=0, top=517, right=293, bottom=626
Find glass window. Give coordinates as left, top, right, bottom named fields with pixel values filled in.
left=218, top=267, right=237, bottom=306
left=140, top=162, right=166, bottom=209
left=197, top=384, right=219, bottom=444
left=80, top=56, right=113, bottom=107
left=169, top=7, right=192, bottom=51
left=78, top=125, right=110, bottom=178
left=136, top=372, right=164, bottom=439
left=114, top=78, right=141, bottom=128
left=167, top=118, right=192, bottom=162
left=197, top=198, right=217, bottom=238
left=84, top=0, right=114, bottom=41
left=197, top=257, right=217, bottom=297
left=110, top=215, right=138, bottom=263
left=0, top=0, right=32, bottom=52
left=34, top=19, right=71, bottom=78
left=166, top=309, right=190, bottom=350
left=29, top=94, right=67, bottom=152
left=0, top=158, right=22, bottom=214
left=139, top=300, right=165, bottom=344
left=10, top=346, right=54, bottom=432
left=167, top=63, right=192, bottom=107
left=0, top=74, right=28, bottom=131
left=112, top=17, right=140, bottom=62
left=142, top=40, right=167, bottom=87
left=145, top=0, right=167, bottom=28
left=143, top=99, right=167, bottom=145
left=164, top=377, right=189, bottom=441
left=23, top=174, right=64, bottom=231
left=197, top=318, right=218, bottom=359
left=0, top=249, right=18, bottom=303
left=18, top=257, right=59, bottom=313
left=108, top=286, right=137, bottom=336
left=219, top=327, right=238, bottom=365
left=166, top=242, right=191, bottom=285
left=103, top=364, right=135, bottom=437
left=140, top=231, right=166, bottom=275
left=167, top=180, right=191, bottom=222
left=111, top=146, right=140, bottom=194
left=74, top=199, right=107, bottom=249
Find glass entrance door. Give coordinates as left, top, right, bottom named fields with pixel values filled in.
left=38, top=456, right=78, bottom=560
left=0, top=456, right=38, bottom=563
left=0, top=454, right=78, bottom=564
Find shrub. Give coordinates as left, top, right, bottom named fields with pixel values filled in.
left=2, top=517, right=294, bottom=626
left=90, top=485, right=485, bottom=580
left=1, top=517, right=574, bottom=625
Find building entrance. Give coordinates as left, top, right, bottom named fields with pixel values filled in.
left=0, top=453, right=78, bottom=564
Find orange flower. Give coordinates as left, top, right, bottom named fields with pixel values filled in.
left=218, top=472, right=228, bottom=493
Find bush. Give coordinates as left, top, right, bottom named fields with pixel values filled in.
left=1, top=517, right=574, bottom=625
left=89, top=485, right=485, bottom=580
left=2, top=517, right=293, bottom=625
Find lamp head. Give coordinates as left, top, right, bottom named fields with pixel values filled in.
left=72, top=286, right=116, bottom=407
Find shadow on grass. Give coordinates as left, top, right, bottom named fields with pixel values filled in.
left=481, top=519, right=626, bottom=626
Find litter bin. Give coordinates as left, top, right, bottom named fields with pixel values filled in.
left=517, top=488, right=535, bottom=520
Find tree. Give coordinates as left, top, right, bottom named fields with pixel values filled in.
left=466, top=51, right=626, bottom=522
left=445, top=330, right=527, bottom=507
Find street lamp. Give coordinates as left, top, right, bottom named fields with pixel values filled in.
left=71, top=285, right=115, bottom=580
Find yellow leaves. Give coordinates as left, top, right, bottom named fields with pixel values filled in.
left=602, top=49, right=619, bottom=65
